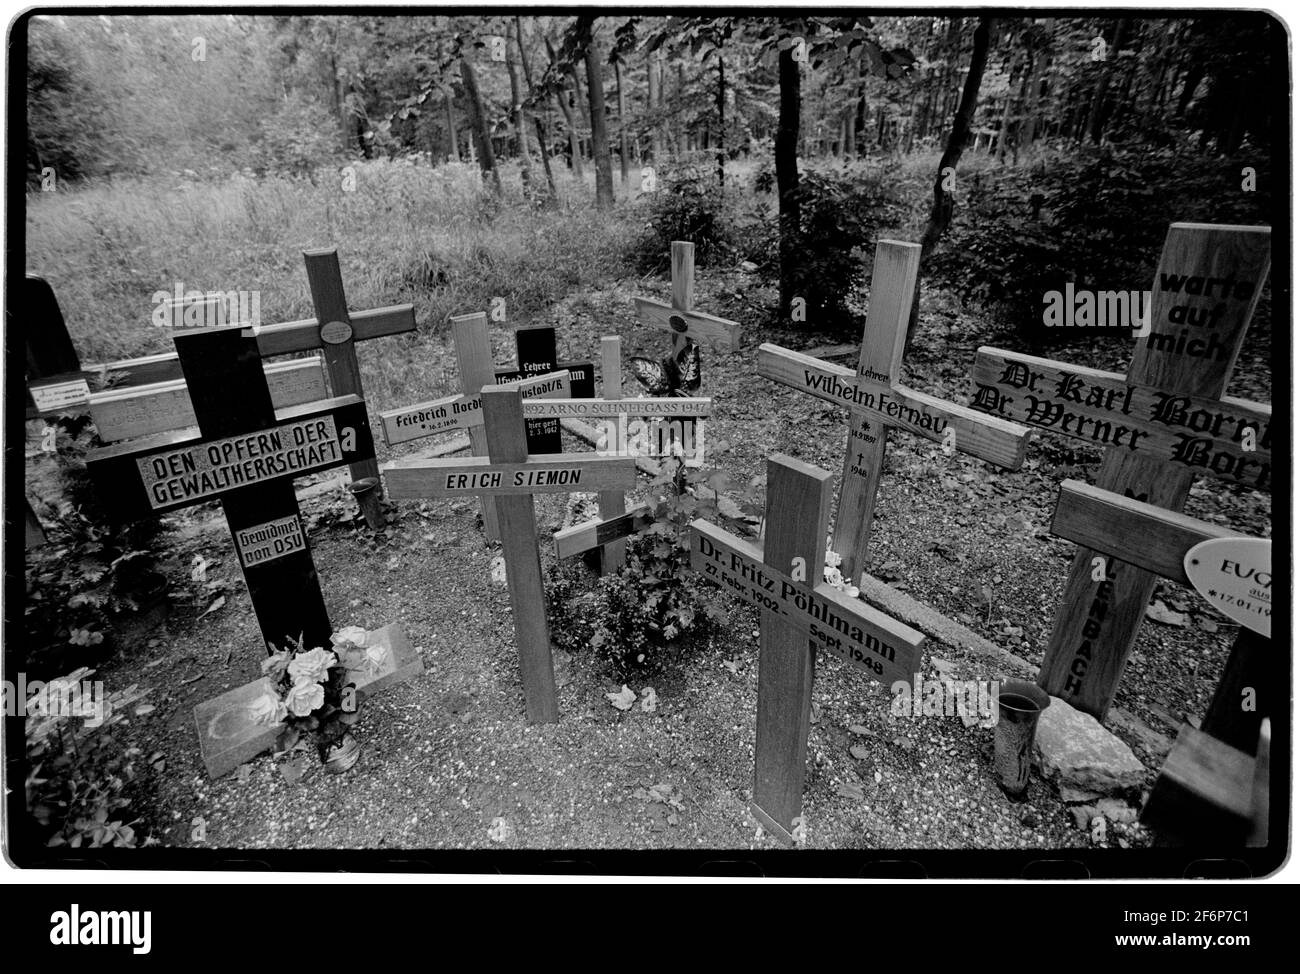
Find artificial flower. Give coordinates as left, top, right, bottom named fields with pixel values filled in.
left=288, top=647, right=337, bottom=686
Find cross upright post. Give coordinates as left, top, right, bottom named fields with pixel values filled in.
left=382, top=378, right=637, bottom=722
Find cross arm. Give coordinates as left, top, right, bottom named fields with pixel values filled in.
left=972, top=347, right=1271, bottom=490
left=688, top=519, right=925, bottom=684
left=381, top=453, right=637, bottom=499
left=758, top=344, right=1029, bottom=468
left=553, top=502, right=653, bottom=559
left=634, top=296, right=741, bottom=352
left=247, top=304, right=416, bottom=356
left=1051, top=479, right=1246, bottom=585
left=86, top=395, right=374, bottom=520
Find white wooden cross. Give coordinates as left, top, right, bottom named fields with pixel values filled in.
left=381, top=379, right=637, bottom=722
left=759, top=239, right=1031, bottom=585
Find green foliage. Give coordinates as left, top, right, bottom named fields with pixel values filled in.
left=25, top=668, right=155, bottom=849
left=928, top=145, right=1274, bottom=333
left=753, top=163, right=909, bottom=329
left=630, top=166, right=748, bottom=271
left=252, top=93, right=342, bottom=177
left=547, top=454, right=762, bottom=675
left=25, top=420, right=168, bottom=680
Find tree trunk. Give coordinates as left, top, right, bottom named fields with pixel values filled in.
left=912, top=15, right=991, bottom=343
left=544, top=35, right=585, bottom=179
left=615, top=58, right=630, bottom=185
left=578, top=17, right=615, bottom=211
left=459, top=56, right=502, bottom=195
left=506, top=36, right=533, bottom=190
left=776, top=42, right=801, bottom=317
left=514, top=17, right=557, bottom=203
left=676, top=62, right=687, bottom=158
left=444, top=89, right=459, bottom=161
left=1086, top=19, right=1129, bottom=144
left=647, top=47, right=662, bottom=163
left=716, top=53, right=726, bottom=186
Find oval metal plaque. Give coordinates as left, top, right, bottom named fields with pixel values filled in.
left=320, top=319, right=353, bottom=344
left=1184, top=537, right=1271, bottom=638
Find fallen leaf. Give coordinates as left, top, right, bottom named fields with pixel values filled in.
left=199, top=595, right=226, bottom=618
left=488, top=817, right=513, bottom=843
left=606, top=685, right=636, bottom=711
left=1146, top=601, right=1188, bottom=627
left=849, top=744, right=870, bottom=760
left=1196, top=617, right=1220, bottom=633
left=489, top=555, right=507, bottom=586
left=280, top=757, right=306, bottom=785
left=836, top=780, right=866, bottom=801
left=135, top=704, right=155, bottom=716
left=721, top=659, right=740, bottom=675
left=849, top=724, right=869, bottom=736
left=639, top=687, right=658, bottom=713
left=235, top=765, right=252, bottom=783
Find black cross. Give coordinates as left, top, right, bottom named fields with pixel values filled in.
left=86, top=327, right=375, bottom=654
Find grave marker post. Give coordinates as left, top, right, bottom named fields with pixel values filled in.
left=303, top=248, right=387, bottom=527
left=971, top=223, right=1271, bottom=718
left=759, top=240, right=1031, bottom=584
left=451, top=311, right=502, bottom=540
left=593, top=334, right=627, bottom=574
left=382, top=380, right=637, bottom=722
left=686, top=455, right=926, bottom=844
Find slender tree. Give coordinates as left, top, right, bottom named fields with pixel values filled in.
left=576, top=17, right=615, bottom=210
left=458, top=53, right=501, bottom=194
left=776, top=37, right=800, bottom=316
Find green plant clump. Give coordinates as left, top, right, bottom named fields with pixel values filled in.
left=547, top=454, right=763, bottom=675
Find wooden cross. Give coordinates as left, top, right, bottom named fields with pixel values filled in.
left=382, top=380, right=636, bottom=722
left=23, top=261, right=416, bottom=421
left=970, top=223, right=1271, bottom=719
left=686, top=454, right=926, bottom=844
left=1049, top=480, right=1273, bottom=755
left=83, top=326, right=421, bottom=777
left=633, top=241, right=741, bottom=462
left=633, top=240, right=742, bottom=355
left=86, top=327, right=376, bottom=654
left=759, top=239, right=1031, bottom=585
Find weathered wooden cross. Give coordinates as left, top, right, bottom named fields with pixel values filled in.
left=1054, top=481, right=1275, bottom=846
left=84, top=325, right=420, bottom=776
left=382, top=379, right=637, bottom=722
left=970, top=223, right=1271, bottom=719
left=687, top=455, right=926, bottom=844
left=633, top=240, right=741, bottom=461
left=758, top=239, right=1031, bottom=585
left=1049, top=480, right=1273, bottom=754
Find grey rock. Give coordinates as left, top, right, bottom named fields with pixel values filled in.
left=1033, top=697, right=1148, bottom=795
left=1096, top=797, right=1139, bottom=824
left=1069, top=805, right=1096, bottom=831
left=1059, top=785, right=1105, bottom=804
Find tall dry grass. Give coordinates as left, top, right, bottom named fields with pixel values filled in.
left=25, top=158, right=639, bottom=411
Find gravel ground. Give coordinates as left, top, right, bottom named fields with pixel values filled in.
left=33, top=267, right=1271, bottom=854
